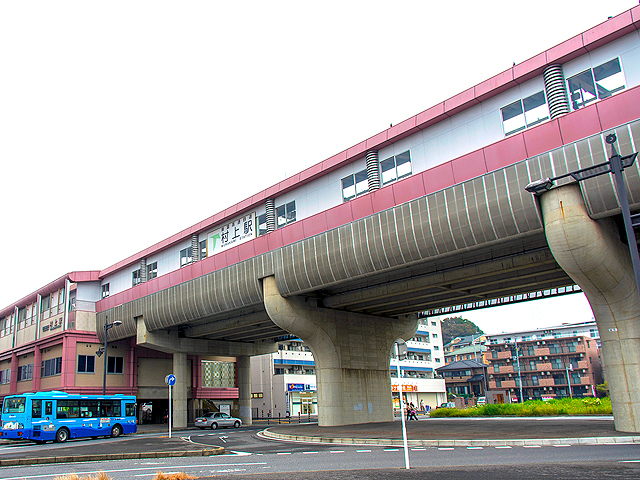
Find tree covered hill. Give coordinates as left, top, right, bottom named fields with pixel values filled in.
left=441, top=316, right=483, bottom=345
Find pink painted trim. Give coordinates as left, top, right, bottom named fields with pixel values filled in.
left=9, top=354, right=18, bottom=394
left=33, top=347, right=41, bottom=392
left=95, top=7, right=640, bottom=281
left=60, top=336, right=76, bottom=389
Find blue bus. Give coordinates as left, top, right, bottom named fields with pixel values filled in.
left=1, top=391, right=137, bottom=443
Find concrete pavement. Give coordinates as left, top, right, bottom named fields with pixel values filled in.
left=261, top=415, right=640, bottom=447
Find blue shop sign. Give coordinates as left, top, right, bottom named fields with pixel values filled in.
left=287, top=383, right=316, bottom=392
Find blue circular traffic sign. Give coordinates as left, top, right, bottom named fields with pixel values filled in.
left=165, top=374, right=176, bottom=386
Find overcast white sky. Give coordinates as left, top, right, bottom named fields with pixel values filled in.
left=1, top=1, right=632, bottom=333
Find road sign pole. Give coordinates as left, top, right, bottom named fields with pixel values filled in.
left=165, top=374, right=176, bottom=439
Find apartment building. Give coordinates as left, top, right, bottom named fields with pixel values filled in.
left=486, top=322, right=602, bottom=401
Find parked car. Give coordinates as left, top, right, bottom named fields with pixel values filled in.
left=477, top=396, right=487, bottom=406
left=437, top=402, right=455, bottom=409
left=195, top=412, right=242, bottom=429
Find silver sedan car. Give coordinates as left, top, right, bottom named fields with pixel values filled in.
left=194, top=412, right=242, bottom=429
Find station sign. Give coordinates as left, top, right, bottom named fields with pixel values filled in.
left=206, top=212, right=256, bottom=257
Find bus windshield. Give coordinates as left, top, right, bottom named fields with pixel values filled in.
left=3, top=397, right=26, bottom=414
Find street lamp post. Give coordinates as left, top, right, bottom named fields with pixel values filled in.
left=525, top=133, right=640, bottom=302
left=96, top=315, right=122, bottom=395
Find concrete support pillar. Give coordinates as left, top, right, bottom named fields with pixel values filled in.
left=172, top=351, right=188, bottom=429
left=539, top=184, right=640, bottom=432
left=237, top=355, right=252, bottom=426
left=263, top=276, right=418, bottom=426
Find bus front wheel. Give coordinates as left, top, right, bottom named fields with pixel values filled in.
left=55, top=428, right=70, bottom=443
left=111, top=424, right=122, bottom=438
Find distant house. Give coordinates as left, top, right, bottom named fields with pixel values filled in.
left=436, top=359, right=487, bottom=397
left=444, top=343, right=488, bottom=365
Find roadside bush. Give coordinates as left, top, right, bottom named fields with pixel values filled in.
left=429, top=397, right=612, bottom=417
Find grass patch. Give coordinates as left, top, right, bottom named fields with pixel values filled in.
left=428, top=397, right=612, bottom=417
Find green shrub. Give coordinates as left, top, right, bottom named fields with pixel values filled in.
left=429, top=397, right=612, bottom=417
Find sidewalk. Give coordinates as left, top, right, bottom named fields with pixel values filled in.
left=261, top=415, right=640, bottom=447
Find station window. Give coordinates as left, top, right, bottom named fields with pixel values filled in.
left=341, top=168, right=369, bottom=202
left=380, top=151, right=411, bottom=185
left=257, top=213, right=268, bottom=236
left=180, top=247, right=193, bottom=267
left=567, top=57, right=625, bottom=110
left=107, top=356, right=124, bottom=374
left=17, top=307, right=26, bottom=329
left=501, top=91, right=549, bottom=136
left=147, top=261, right=158, bottom=280
left=17, top=364, right=33, bottom=381
left=101, top=283, right=110, bottom=299
left=199, top=240, right=207, bottom=260
left=41, top=357, right=62, bottom=377
left=132, top=268, right=142, bottom=286
left=40, top=294, right=51, bottom=313
left=77, top=355, right=95, bottom=374
left=276, top=201, right=296, bottom=228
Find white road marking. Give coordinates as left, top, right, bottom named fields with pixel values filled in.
left=384, top=448, right=400, bottom=451
left=411, top=447, right=426, bottom=451
left=553, top=444, right=571, bottom=447
left=330, top=450, right=345, bottom=453
left=467, top=446, right=483, bottom=449
left=523, top=445, right=542, bottom=448
left=303, top=451, right=319, bottom=454
left=356, top=449, right=372, bottom=452
left=438, top=447, right=454, bottom=450
left=495, top=446, right=512, bottom=449
left=277, top=452, right=292, bottom=455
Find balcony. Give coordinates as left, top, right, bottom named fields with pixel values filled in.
left=539, top=378, right=555, bottom=387
left=534, top=348, right=550, bottom=356
left=494, top=351, right=512, bottom=360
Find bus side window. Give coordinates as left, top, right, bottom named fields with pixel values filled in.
left=45, top=401, right=52, bottom=416
left=32, top=400, right=42, bottom=418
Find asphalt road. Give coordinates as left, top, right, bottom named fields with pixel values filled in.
left=1, top=443, right=640, bottom=479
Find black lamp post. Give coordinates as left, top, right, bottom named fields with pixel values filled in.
left=525, top=133, right=640, bottom=301
left=96, top=315, right=122, bottom=395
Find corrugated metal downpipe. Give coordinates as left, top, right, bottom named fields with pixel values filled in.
left=191, top=234, right=199, bottom=262
left=366, top=150, right=380, bottom=191
left=544, top=64, right=570, bottom=119
left=140, top=258, right=147, bottom=282
left=266, top=199, right=276, bottom=232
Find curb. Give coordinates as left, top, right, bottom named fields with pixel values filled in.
left=0, top=447, right=225, bottom=467
left=257, top=428, right=640, bottom=447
